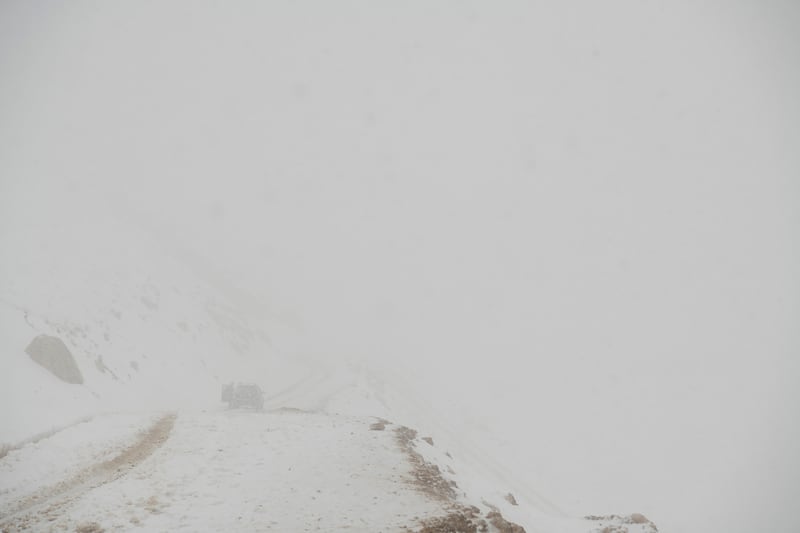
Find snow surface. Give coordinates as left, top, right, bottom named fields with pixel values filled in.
left=0, top=397, right=655, bottom=533
left=0, top=412, right=159, bottom=511
left=0, top=185, right=312, bottom=444
left=2, top=2, right=799, bottom=533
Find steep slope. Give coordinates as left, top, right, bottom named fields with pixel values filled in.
left=0, top=185, right=659, bottom=532
left=275, top=365, right=661, bottom=533
left=0, top=184, right=308, bottom=445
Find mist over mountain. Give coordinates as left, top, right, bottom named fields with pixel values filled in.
left=1, top=2, right=798, bottom=532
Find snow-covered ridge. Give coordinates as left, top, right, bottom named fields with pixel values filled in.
left=0, top=187, right=659, bottom=532
left=0, top=186, right=308, bottom=444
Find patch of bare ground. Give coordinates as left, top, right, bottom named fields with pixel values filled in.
left=0, top=414, right=176, bottom=532
left=395, top=426, right=457, bottom=502
left=370, top=418, right=390, bottom=431
left=486, top=511, right=526, bottom=533
left=142, top=495, right=166, bottom=515
left=74, top=522, right=104, bottom=533
left=419, top=511, right=482, bottom=533
left=394, top=426, right=526, bottom=533
left=503, top=493, right=518, bottom=506
left=585, top=513, right=659, bottom=533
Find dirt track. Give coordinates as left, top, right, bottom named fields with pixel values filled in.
left=1, top=414, right=176, bottom=532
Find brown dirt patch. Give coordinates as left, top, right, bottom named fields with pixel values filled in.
left=419, top=511, right=482, bottom=533
left=394, top=426, right=525, bottom=533
left=370, top=418, right=390, bottom=431
left=487, top=511, right=526, bottom=533
left=395, top=426, right=457, bottom=502
left=74, top=522, right=104, bottom=533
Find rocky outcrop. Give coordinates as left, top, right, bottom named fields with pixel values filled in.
left=585, top=513, right=659, bottom=533
left=25, top=335, right=84, bottom=384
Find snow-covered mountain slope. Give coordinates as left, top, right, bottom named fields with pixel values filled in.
left=0, top=184, right=309, bottom=444
left=0, top=403, right=657, bottom=533
left=0, top=186, right=658, bottom=532
left=254, top=364, right=661, bottom=533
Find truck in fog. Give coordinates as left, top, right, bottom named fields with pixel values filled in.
left=221, top=382, right=264, bottom=411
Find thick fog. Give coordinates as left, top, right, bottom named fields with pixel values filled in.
left=1, top=2, right=798, bottom=533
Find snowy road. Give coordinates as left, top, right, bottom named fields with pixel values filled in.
left=0, top=409, right=447, bottom=532
left=1, top=413, right=174, bottom=530
left=0, top=370, right=660, bottom=533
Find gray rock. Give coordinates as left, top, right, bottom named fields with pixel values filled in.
left=25, top=334, right=84, bottom=384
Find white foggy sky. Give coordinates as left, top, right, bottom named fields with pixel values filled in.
left=1, top=2, right=799, bottom=532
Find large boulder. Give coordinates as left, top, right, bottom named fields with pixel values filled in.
left=25, top=334, right=84, bottom=384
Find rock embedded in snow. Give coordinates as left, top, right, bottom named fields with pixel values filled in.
left=585, top=513, right=659, bottom=533
left=25, top=334, right=84, bottom=384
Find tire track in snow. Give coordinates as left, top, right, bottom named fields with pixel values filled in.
left=0, top=415, right=94, bottom=461
left=262, top=370, right=328, bottom=409
left=263, top=367, right=352, bottom=412
left=0, top=413, right=176, bottom=531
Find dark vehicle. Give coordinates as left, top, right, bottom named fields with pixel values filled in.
left=221, top=382, right=264, bottom=410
